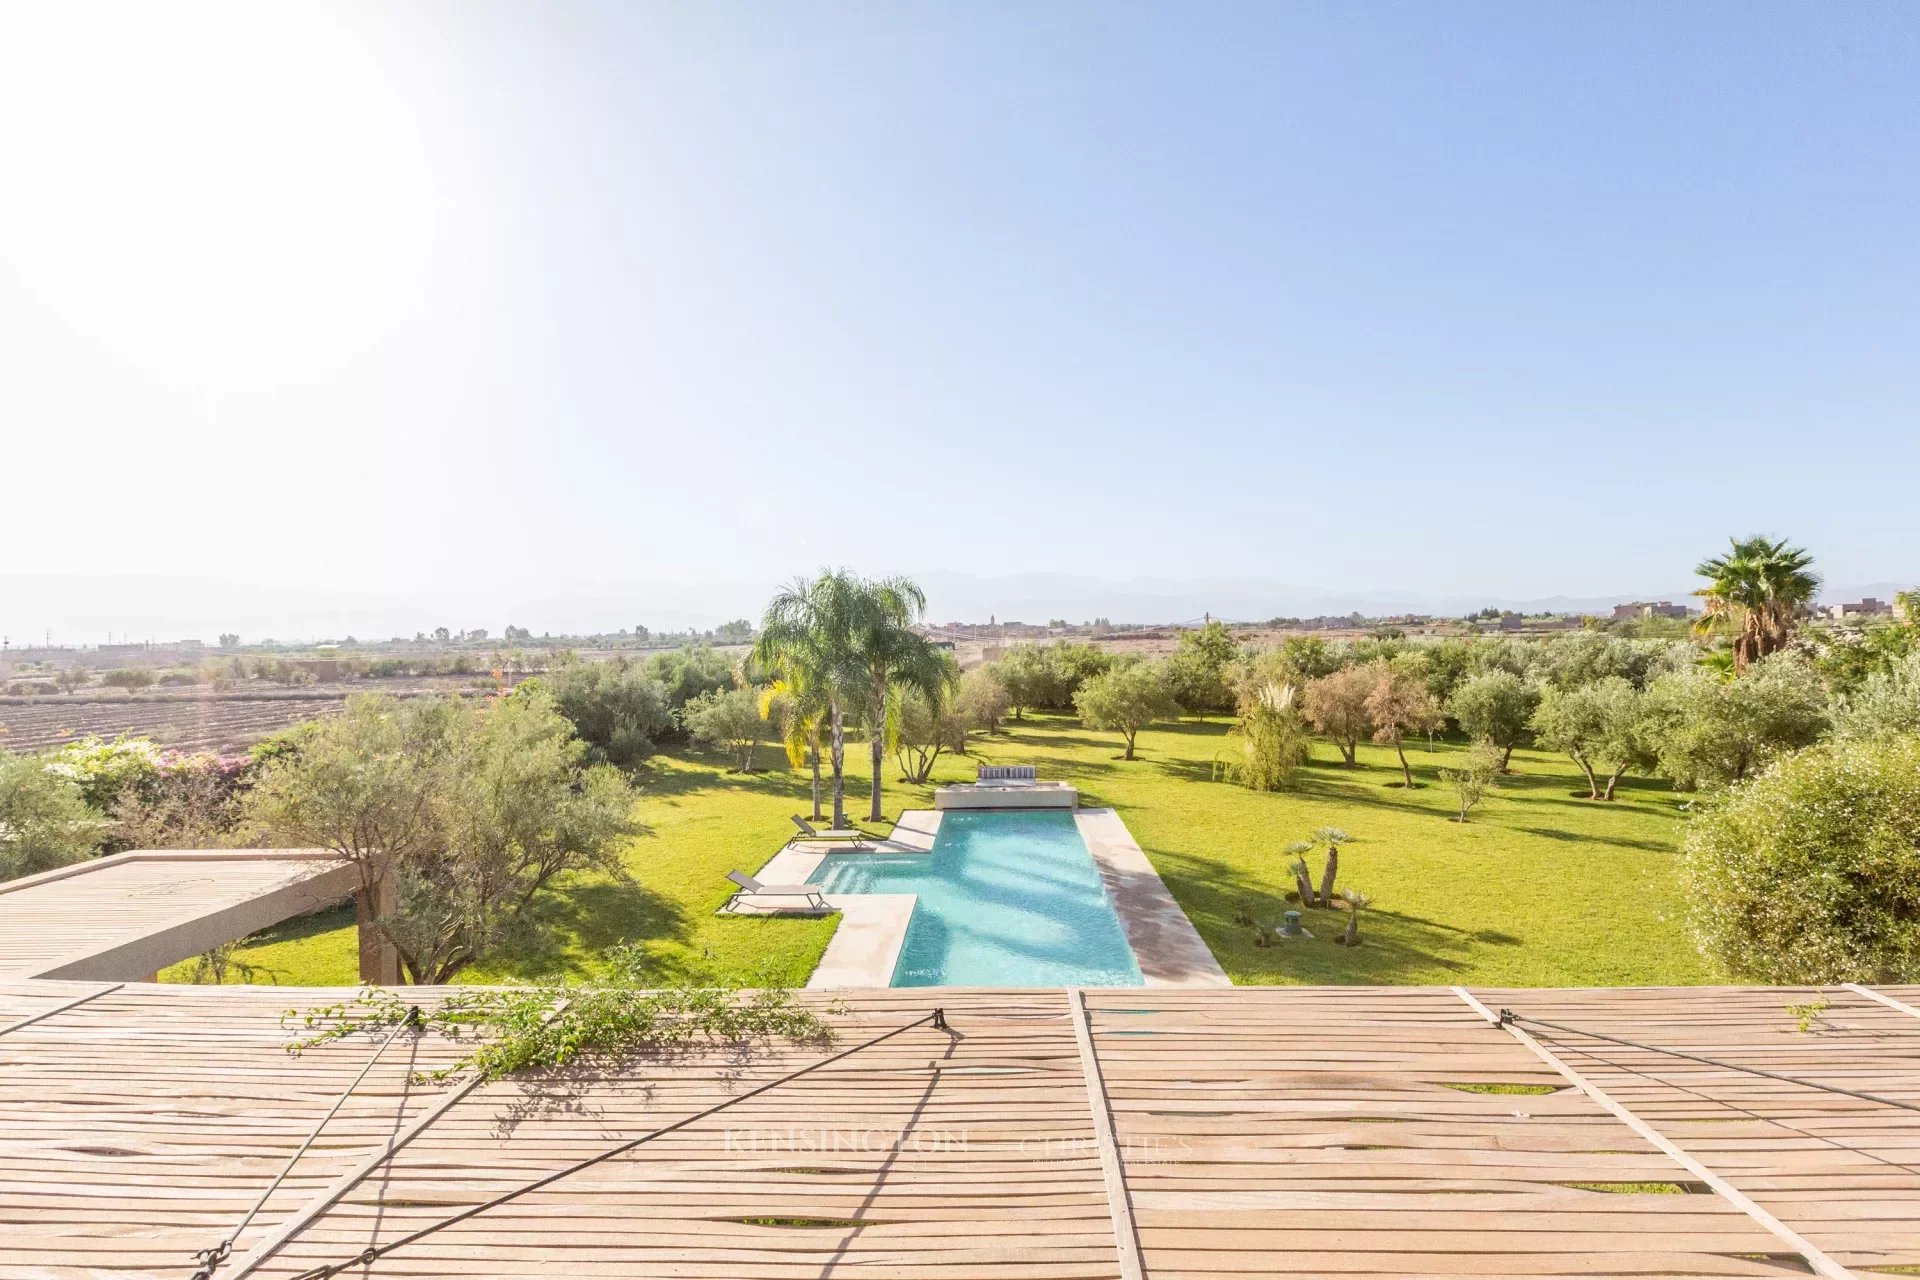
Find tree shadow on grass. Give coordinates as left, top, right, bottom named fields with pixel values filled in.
left=482, top=876, right=690, bottom=982
left=1507, top=825, right=1675, bottom=854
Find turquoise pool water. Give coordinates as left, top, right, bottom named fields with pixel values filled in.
left=808, top=809, right=1144, bottom=987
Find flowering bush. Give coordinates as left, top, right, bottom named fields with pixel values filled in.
left=43, top=736, right=163, bottom=810
left=1683, top=735, right=1920, bottom=982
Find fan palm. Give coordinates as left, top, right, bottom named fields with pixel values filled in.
left=1693, top=536, right=1820, bottom=674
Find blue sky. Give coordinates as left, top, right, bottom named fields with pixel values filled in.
left=1, top=2, right=1915, bottom=636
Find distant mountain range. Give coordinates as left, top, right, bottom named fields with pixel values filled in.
left=2, top=572, right=1910, bottom=647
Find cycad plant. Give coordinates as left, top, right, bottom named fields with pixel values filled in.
left=1282, top=844, right=1317, bottom=906
left=1313, top=826, right=1351, bottom=906
left=1338, top=890, right=1372, bottom=946
left=1693, top=536, right=1820, bottom=674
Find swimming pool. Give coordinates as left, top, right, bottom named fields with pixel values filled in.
left=808, top=809, right=1144, bottom=987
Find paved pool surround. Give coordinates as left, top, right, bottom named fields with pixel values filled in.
left=748, top=808, right=1227, bottom=989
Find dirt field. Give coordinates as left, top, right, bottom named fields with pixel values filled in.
left=0, top=678, right=485, bottom=754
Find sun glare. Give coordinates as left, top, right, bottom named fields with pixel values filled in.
left=0, top=2, right=436, bottom=393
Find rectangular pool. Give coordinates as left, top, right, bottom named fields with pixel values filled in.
left=808, top=809, right=1144, bottom=987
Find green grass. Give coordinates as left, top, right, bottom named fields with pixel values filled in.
left=163, top=715, right=1718, bottom=988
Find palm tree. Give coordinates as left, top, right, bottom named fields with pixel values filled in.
left=761, top=678, right=828, bottom=821
left=1693, top=536, right=1821, bottom=674
left=753, top=571, right=873, bottom=830
left=849, top=577, right=953, bottom=823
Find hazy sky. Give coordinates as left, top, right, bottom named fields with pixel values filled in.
left=2, top=2, right=1915, bottom=638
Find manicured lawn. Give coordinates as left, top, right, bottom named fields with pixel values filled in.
left=163, top=715, right=1717, bottom=988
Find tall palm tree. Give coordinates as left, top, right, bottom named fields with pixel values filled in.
left=850, top=577, right=953, bottom=823
left=753, top=571, right=872, bottom=830
left=1693, top=536, right=1821, bottom=674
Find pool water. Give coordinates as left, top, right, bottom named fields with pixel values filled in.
left=808, top=809, right=1144, bottom=987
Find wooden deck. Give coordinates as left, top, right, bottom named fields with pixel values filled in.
left=1, top=983, right=1916, bottom=1278
left=0, top=851, right=355, bottom=981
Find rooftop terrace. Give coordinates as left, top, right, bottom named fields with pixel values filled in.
left=2, top=980, right=1917, bottom=1279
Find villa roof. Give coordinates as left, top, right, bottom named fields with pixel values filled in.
left=3, top=980, right=1918, bottom=1279
left=0, top=850, right=354, bottom=981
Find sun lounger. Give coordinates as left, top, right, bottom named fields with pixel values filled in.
left=791, top=815, right=874, bottom=847
left=723, top=870, right=830, bottom=914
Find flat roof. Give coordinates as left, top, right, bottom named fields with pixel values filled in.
left=2, top=982, right=1917, bottom=1278
left=0, top=851, right=355, bottom=981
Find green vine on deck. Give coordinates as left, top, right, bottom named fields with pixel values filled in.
left=282, top=944, right=838, bottom=1083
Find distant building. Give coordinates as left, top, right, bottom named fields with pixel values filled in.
left=1612, top=601, right=1692, bottom=621
left=1827, top=598, right=1894, bottom=620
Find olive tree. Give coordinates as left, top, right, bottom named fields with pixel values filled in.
left=994, top=646, right=1057, bottom=721
left=245, top=692, right=640, bottom=984
left=0, top=751, right=102, bottom=881
left=955, top=666, right=1012, bottom=737
left=1164, top=620, right=1241, bottom=713
left=1529, top=677, right=1651, bottom=800
left=1074, top=661, right=1181, bottom=760
left=682, top=686, right=768, bottom=772
left=1447, top=670, right=1539, bottom=771
left=533, top=657, right=674, bottom=768
left=1642, top=655, right=1828, bottom=789
left=1683, top=735, right=1920, bottom=982
left=1440, top=741, right=1504, bottom=822
left=892, top=687, right=969, bottom=783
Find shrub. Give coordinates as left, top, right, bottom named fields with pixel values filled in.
left=645, top=645, right=736, bottom=715
left=1683, top=736, right=1920, bottom=983
left=1440, top=741, right=1505, bottom=822
left=100, top=668, right=158, bottom=691
left=1833, top=651, right=1920, bottom=741
left=43, top=736, right=163, bottom=810
left=531, top=658, right=674, bottom=768
left=0, top=750, right=102, bottom=880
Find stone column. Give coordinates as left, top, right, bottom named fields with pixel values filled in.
left=356, top=872, right=401, bottom=986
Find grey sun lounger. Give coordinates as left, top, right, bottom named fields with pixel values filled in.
left=790, top=815, right=874, bottom=847
left=724, top=871, right=830, bottom=914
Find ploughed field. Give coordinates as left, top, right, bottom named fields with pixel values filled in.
left=0, top=682, right=480, bottom=754
left=0, top=692, right=346, bottom=753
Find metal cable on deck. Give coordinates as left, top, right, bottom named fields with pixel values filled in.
left=284, top=1009, right=949, bottom=1280
left=187, top=1006, right=422, bottom=1279
left=1501, top=1008, right=1920, bottom=1115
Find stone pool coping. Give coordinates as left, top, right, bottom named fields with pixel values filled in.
left=1074, top=808, right=1231, bottom=988
left=749, top=806, right=1229, bottom=991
